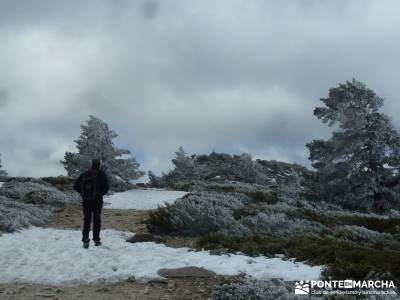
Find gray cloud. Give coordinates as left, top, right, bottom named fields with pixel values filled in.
left=0, top=0, right=399, bottom=177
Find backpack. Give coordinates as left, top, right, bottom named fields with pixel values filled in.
left=80, top=171, right=99, bottom=201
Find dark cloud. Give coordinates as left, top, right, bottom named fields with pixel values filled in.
left=0, top=0, right=399, bottom=177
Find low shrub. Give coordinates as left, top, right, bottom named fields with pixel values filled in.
left=246, top=191, right=279, bottom=204
left=0, top=196, right=54, bottom=233
left=212, top=279, right=297, bottom=300
left=299, top=209, right=400, bottom=235
left=147, top=205, right=175, bottom=234
left=147, top=192, right=250, bottom=236
left=40, top=176, right=74, bottom=186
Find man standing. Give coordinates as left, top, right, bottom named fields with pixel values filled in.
left=74, top=159, right=109, bottom=249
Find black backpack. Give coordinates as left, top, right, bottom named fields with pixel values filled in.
left=80, top=171, right=99, bottom=201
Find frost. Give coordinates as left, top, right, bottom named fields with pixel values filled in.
left=0, top=179, right=75, bottom=233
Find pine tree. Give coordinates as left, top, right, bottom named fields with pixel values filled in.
left=61, top=115, right=144, bottom=190
left=0, top=154, right=7, bottom=176
left=148, top=171, right=166, bottom=188
left=305, top=79, right=400, bottom=212
left=166, top=146, right=197, bottom=183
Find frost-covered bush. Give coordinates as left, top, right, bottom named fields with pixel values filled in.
left=333, top=225, right=400, bottom=249
left=0, top=180, right=76, bottom=233
left=0, top=181, right=74, bottom=204
left=242, top=212, right=326, bottom=238
left=0, top=196, right=54, bottom=233
left=212, top=279, right=399, bottom=300
left=212, top=279, right=320, bottom=300
left=149, top=192, right=251, bottom=235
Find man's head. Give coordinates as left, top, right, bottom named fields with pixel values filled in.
left=91, top=159, right=101, bottom=170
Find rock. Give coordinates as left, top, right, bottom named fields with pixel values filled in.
left=7, top=290, right=17, bottom=295
left=18, top=285, right=26, bottom=291
left=112, top=266, right=118, bottom=272
left=96, top=287, right=111, bottom=293
left=143, top=285, right=150, bottom=294
left=41, top=287, right=53, bottom=291
left=157, top=266, right=216, bottom=278
left=55, top=288, right=65, bottom=294
left=126, top=276, right=137, bottom=282
left=126, top=233, right=165, bottom=243
left=168, top=280, right=177, bottom=289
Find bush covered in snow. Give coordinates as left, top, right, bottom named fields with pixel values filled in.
left=211, top=279, right=332, bottom=300
left=212, top=278, right=399, bottom=300
left=212, top=279, right=292, bottom=300
left=148, top=192, right=251, bottom=235
left=1, top=181, right=75, bottom=204
left=0, top=179, right=76, bottom=233
left=0, top=196, right=54, bottom=232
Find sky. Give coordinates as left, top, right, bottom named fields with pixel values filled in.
left=0, top=0, right=400, bottom=177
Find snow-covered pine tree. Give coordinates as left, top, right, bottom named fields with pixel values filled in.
left=61, top=115, right=144, bottom=190
left=165, top=146, right=197, bottom=184
left=0, top=153, right=7, bottom=176
left=305, top=79, right=400, bottom=212
left=147, top=171, right=167, bottom=188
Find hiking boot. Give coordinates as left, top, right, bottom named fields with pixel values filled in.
left=94, top=241, right=102, bottom=246
left=83, top=241, right=89, bottom=249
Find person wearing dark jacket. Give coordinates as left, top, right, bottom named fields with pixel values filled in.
left=74, top=159, right=109, bottom=249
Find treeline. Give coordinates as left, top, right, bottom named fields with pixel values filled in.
left=148, top=147, right=307, bottom=189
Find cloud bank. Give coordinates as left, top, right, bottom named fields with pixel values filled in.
left=0, top=0, right=399, bottom=177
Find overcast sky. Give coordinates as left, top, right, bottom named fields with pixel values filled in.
left=0, top=0, right=400, bottom=177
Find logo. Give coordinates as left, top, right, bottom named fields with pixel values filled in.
left=295, top=280, right=310, bottom=295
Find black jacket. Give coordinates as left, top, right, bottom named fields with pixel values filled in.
left=74, top=169, right=110, bottom=201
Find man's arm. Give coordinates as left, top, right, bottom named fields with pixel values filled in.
left=73, top=174, right=83, bottom=193
left=100, top=172, right=110, bottom=196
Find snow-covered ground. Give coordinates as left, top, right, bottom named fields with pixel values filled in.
left=103, top=189, right=187, bottom=210
left=0, top=227, right=322, bottom=285
left=0, top=182, right=3, bottom=187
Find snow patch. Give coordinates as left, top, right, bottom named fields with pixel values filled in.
left=104, top=189, right=187, bottom=210
left=0, top=227, right=322, bottom=285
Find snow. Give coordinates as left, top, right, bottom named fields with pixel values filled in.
left=0, top=227, right=322, bottom=285
left=104, top=189, right=187, bottom=210
left=0, top=182, right=3, bottom=187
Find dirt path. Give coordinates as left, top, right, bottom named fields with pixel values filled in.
left=0, top=204, right=237, bottom=300
left=46, top=204, right=150, bottom=234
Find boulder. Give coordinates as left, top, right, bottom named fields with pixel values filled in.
left=126, top=233, right=165, bottom=243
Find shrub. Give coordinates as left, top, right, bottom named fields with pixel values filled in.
left=147, top=206, right=175, bottom=234
left=40, top=176, right=74, bottom=186
left=212, top=279, right=295, bottom=300
left=0, top=180, right=75, bottom=233
left=246, top=191, right=279, bottom=204
left=147, top=192, right=250, bottom=236
left=0, top=196, right=54, bottom=233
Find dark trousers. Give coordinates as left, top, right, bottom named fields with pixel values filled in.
left=82, top=200, right=103, bottom=242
